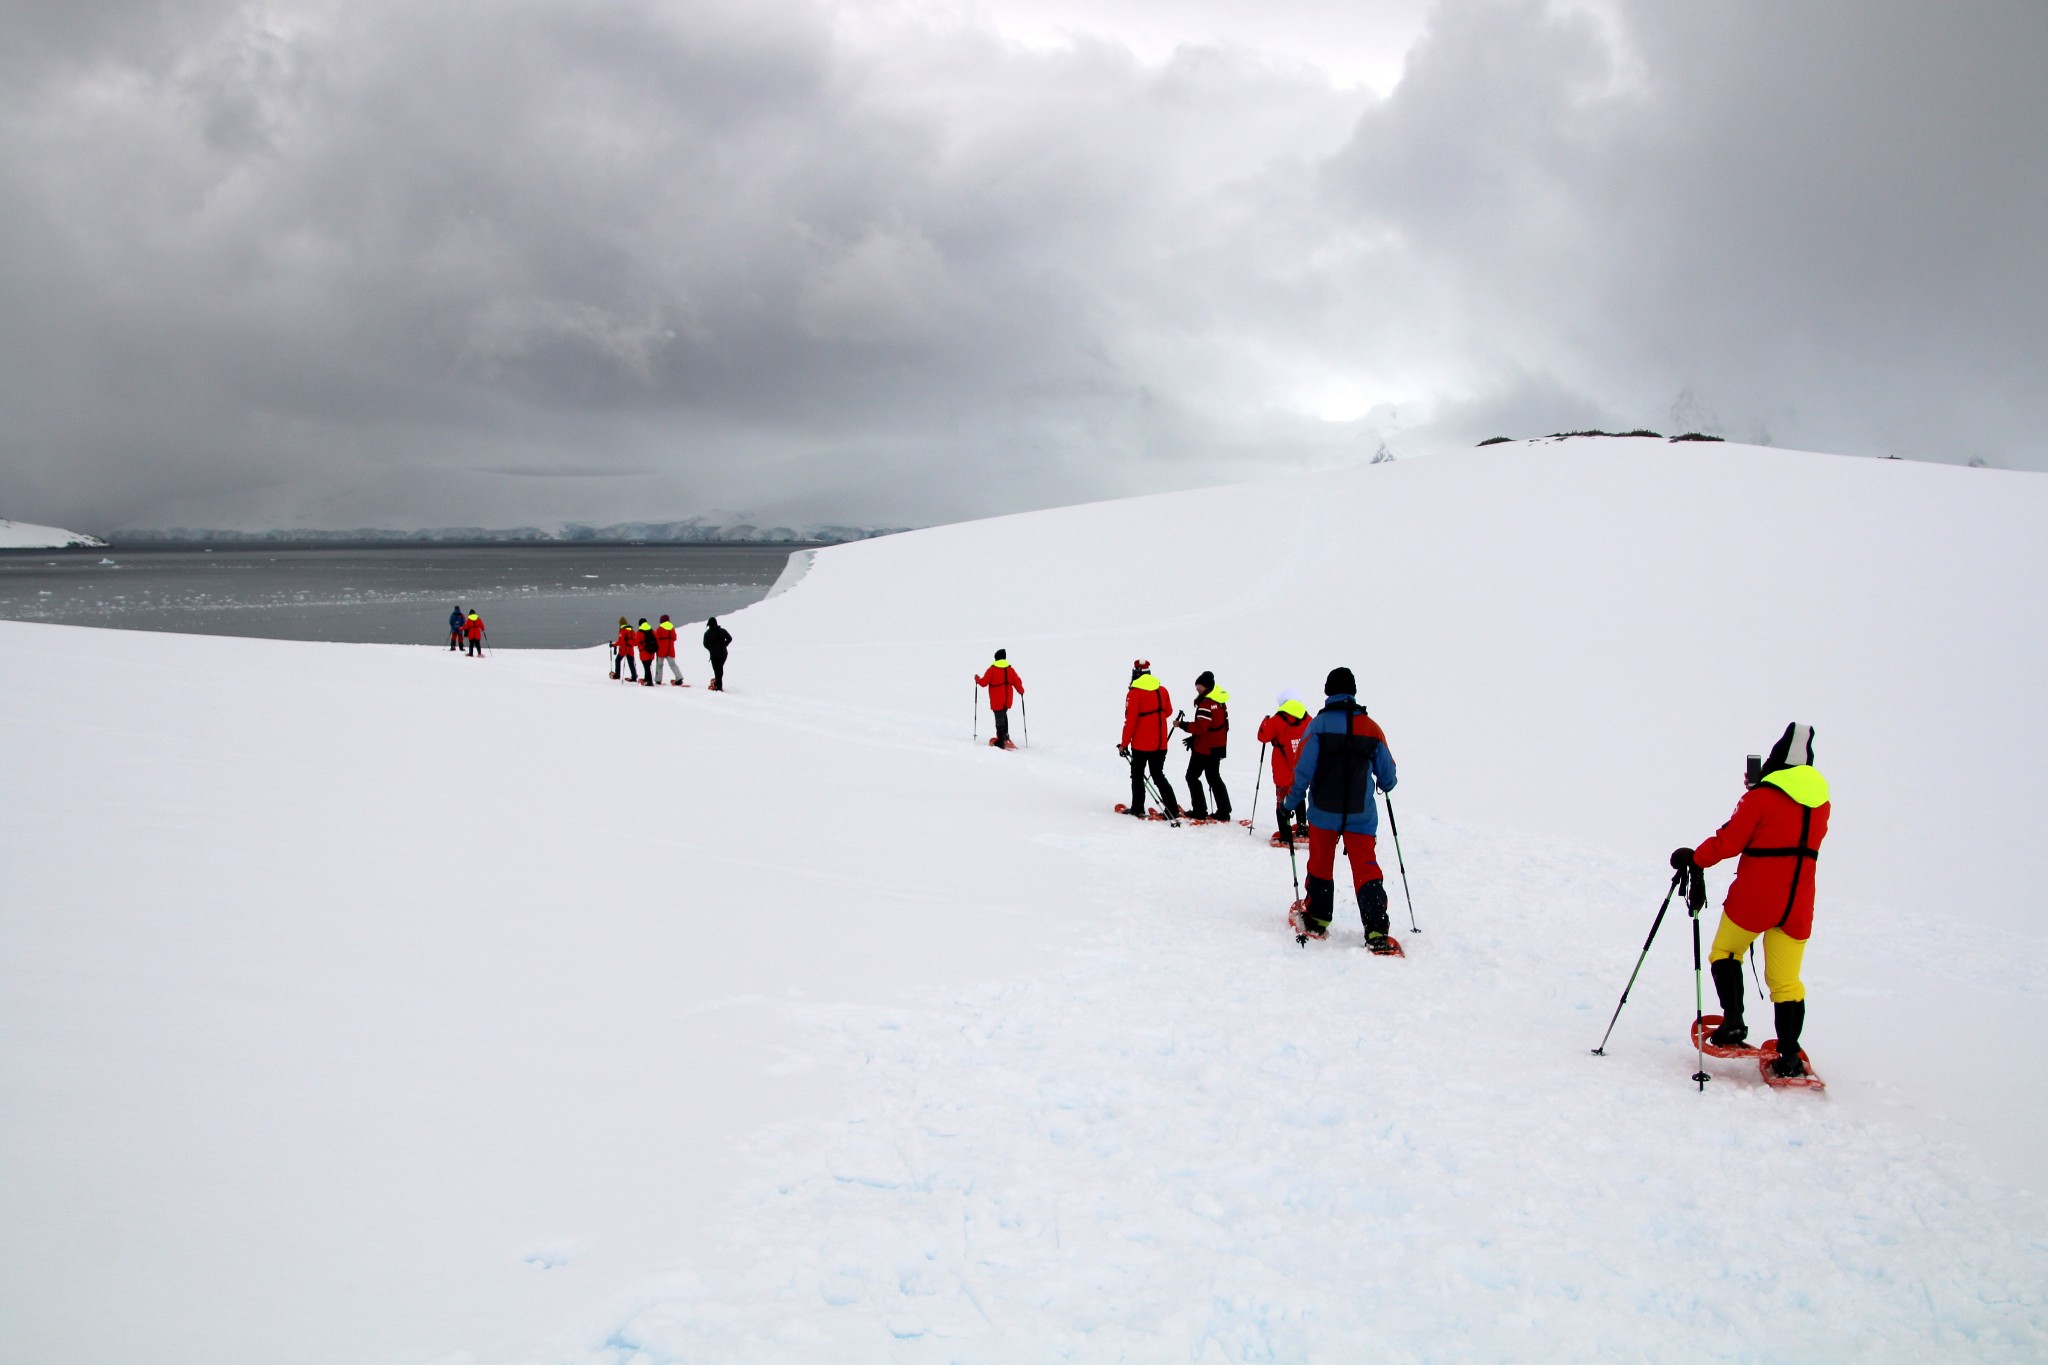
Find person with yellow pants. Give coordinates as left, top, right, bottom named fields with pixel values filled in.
left=1671, top=723, right=1831, bottom=1078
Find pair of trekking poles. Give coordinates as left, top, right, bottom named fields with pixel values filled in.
left=971, top=686, right=1028, bottom=747
left=1250, top=739, right=1421, bottom=937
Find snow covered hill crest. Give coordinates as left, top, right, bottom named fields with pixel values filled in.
left=0, top=517, right=106, bottom=548
left=1, top=436, right=2043, bottom=1363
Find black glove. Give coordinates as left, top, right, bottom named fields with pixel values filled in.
left=1682, top=864, right=1708, bottom=917
left=1118, top=744, right=1130, bottom=760
left=1669, top=847, right=1695, bottom=871
left=1182, top=737, right=1194, bottom=750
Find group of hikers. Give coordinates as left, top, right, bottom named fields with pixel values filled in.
left=978, top=649, right=1831, bottom=1078
left=610, top=614, right=733, bottom=690
left=446, top=606, right=485, bottom=655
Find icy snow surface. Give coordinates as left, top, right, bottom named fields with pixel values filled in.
left=1, top=439, right=2043, bottom=1363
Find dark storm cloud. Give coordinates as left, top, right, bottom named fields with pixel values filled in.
left=0, top=0, right=2041, bottom=531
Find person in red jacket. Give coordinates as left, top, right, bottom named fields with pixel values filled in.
left=975, top=649, right=1024, bottom=747
left=1175, top=670, right=1230, bottom=820
left=654, top=615, right=684, bottom=685
left=463, top=610, right=485, bottom=657
left=611, top=616, right=638, bottom=681
left=1255, top=691, right=1311, bottom=842
left=1118, top=660, right=1180, bottom=819
left=1672, top=722, right=1831, bottom=1078
left=635, top=618, right=658, bottom=687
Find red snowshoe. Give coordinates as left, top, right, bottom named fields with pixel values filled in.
left=1758, top=1041, right=1826, bottom=1090
left=988, top=737, right=1017, bottom=750
left=1113, top=803, right=1170, bottom=821
left=1365, top=934, right=1406, bottom=957
left=1691, top=1014, right=1769, bottom=1059
left=1287, top=899, right=1327, bottom=942
left=1268, top=830, right=1305, bottom=849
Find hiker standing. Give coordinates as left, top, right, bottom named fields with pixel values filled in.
left=1119, top=660, right=1180, bottom=820
left=654, top=615, right=685, bottom=685
left=464, top=610, right=485, bottom=657
left=1256, top=691, right=1312, bottom=842
left=975, top=649, right=1025, bottom=747
left=635, top=619, right=658, bottom=687
left=448, top=605, right=465, bottom=652
left=703, top=617, right=732, bottom=691
left=611, top=616, right=638, bottom=681
left=1671, top=722, right=1831, bottom=1078
left=1283, top=668, right=1398, bottom=948
left=1176, top=671, right=1231, bottom=821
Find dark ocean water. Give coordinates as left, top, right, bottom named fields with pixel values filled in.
left=0, top=543, right=797, bottom=648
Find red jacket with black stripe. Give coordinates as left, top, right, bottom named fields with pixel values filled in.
left=1692, top=767, right=1831, bottom=939
left=976, top=661, right=1023, bottom=710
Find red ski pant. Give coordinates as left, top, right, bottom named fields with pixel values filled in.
left=1306, top=828, right=1381, bottom=889
left=1710, top=917, right=1807, bottom=1003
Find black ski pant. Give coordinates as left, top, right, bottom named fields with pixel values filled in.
left=709, top=650, right=727, bottom=689
left=1185, top=751, right=1229, bottom=819
left=992, top=707, right=1010, bottom=744
left=1128, top=749, right=1178, bottom=817
left=466, top=636, right=482, bottom=656
left=616, top=652, right=637, bottom=681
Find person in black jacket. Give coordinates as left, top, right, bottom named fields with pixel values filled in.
left=637, top=618, right=659, bottom=687
left=703, top=617, right=732, bottom=691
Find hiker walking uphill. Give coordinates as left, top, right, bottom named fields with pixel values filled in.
left=463, top=610, right=486, bottom=657
left=703, top=617, right=732, bottom=691
left=1256, top=692, right=1312, bottom=843
left=976, top=650, right=1024, bottom=748
left=1176, top=671, right=1231, bottom=821
left=654, top=615, right=685, bottom=685
left=448, top=605, right=465, bottom=652
left=611, top=617, right=638, bottom=681
left=1283, top=668, right=1398, bottom=949
left=1119, top=661, right=1181, bottom=820
left=1671, top=723, right=1832, bottom=1079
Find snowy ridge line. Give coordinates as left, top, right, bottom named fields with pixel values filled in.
left=0, top=517, right=106, bottom=549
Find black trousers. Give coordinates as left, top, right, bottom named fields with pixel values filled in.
left=1128, top=749, right=1179, bottom=816
left=614, top=650, right=637, bottom=680
left=709, top=651, right=727, bottom=689
left=993, top=707, right=1010, bottom=743
left=1186, top=751, right=1229, bottom=818
left=466, top=636, right=482, bottom=656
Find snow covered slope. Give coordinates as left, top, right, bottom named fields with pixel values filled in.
left=0, top=517, right=105, bottom=548
left=1, top=438, right=2043, bottom=1363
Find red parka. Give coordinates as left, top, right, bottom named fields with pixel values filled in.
left=636, top=624, right=657, bottom=660
left=1692, top=767, right=1831, bottom=940
left=1185, top=689, right=1229, bottom=755
left=976, top=660, right=1024, bottom=710
left=1256, top=707, right=1310, bottom=785
left=656, top=620, right=677, bottom=657
left=614, top=625, right=636, bottom=655
left=464, top=613, right=484, bottom=640
left=1121, top=674, right=1173, bottom=751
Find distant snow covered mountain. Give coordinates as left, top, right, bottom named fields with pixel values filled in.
left=112, top=519, right=904, bottom=545
left=0, top=518, right=107, bottom=549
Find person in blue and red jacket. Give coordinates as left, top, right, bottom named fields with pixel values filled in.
left=1672, top=722, right=1831, bottom=1078
left=1175, top=671, right=1230, bottom=821
left=1283, top=667, right=1398, bottom=948
left=975, top=649, right=1024, bottom=746
left=1118, top=661, right=1180, bottom=820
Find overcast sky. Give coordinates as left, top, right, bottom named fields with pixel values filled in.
left=1, top=0, right=2042, bottom=531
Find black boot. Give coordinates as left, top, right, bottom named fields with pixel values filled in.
left=1770, top=1000, right=1807, bottom=1076
left=1708, top=958, right=1747, bottom=1047
left=1303, top=875, right=1335, bottom=935
left=1357, top=879, right=1391, bottom=946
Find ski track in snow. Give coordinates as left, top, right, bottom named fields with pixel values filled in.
left=562, top=750, right=2046, bottom=1361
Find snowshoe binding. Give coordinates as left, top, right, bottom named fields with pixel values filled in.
left=989, top=737, right=1017, bottom=750
left=1113, top=803, right=1169, bottom=821
left=1365, top=932, right=1405, bottom=957
left=1759, top=1042, right=1825, bottom=1090
left=1692, top=1014, right=1767, bottom=1059
left=1287, top=899, right=1328, bottom=944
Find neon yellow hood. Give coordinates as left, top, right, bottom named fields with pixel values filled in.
left=1207, top=689, right=1230, bottom=704
left=1761, top=766, right=1829, bottom=807
left=1130, top=674, right=1160, bottom=691
left=1278, top=700, right=1307, bottom=719
left=990, top=659, right=1010, bottom=669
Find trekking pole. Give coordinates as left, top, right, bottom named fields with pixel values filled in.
left=1140, top=764, right=1180, bottom=827
left=1021, top=693, right=1030, bottom=749
left=1383, top=792, right=1420, bottom=933
left=1248, top=742, right=1267, bottom=838
left=1688, top=867, right=1711, bottom=1090
left=1590, top=868, right=1686, bottom=1056
left=972, top=684, right=978, bottom=743
left=1287, top=833, right=1308, bottom=946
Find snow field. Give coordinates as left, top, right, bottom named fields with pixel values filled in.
left=3, top=438, right=2045, bottom=1361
